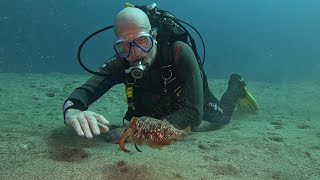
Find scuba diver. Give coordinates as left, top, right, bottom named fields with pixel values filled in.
left=62, top=4, right=258, bottom=140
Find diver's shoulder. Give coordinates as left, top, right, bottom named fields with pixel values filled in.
left=173, top=41, right=193, bottom=52
left=173, top=40, right=189, bottom=48
left=104, top=56, right=122, bottom=65
left=99, top=55, right=125, bottom=74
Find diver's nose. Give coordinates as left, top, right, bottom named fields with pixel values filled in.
left=127, top=46, right=143, bottom=61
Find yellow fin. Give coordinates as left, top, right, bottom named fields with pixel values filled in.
left=181, top=126, right=191, bottom=137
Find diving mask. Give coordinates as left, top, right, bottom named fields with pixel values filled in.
left=114, top=33, right=154, bottom=59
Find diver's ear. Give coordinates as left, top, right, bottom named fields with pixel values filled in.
left=150, top=28, right=158, bottom=39
left=150, top=28, right=158, bottom=45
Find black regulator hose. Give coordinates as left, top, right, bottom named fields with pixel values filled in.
left=77, top=25, right=114, bottom=76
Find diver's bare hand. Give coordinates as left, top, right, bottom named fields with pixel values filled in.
left=64, top=109, right=110, bottom=139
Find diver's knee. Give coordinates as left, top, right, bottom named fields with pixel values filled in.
left=203, top=114, right=231, bottom=127
left=217, top=115, right=231, bottom=125
left=203, top=112, right=231, bottom=125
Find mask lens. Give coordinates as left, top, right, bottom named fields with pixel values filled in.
left=114, top=34, right=154, bottom=58
left=114, top=41, right=131, bottom=58
left=133, top=35, right=153, bottom=52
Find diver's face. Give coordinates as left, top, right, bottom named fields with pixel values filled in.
left=115, top=23, right=156, bottom=65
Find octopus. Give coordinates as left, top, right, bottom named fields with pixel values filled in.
left=119, top=116, right=191, bottom=153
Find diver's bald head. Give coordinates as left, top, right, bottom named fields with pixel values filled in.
left=113, top=7, right=151, bottom=37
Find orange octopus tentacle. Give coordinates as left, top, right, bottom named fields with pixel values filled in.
left=119, top=128, right=133, bottom=153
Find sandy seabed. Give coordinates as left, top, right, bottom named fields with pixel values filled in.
left=0, top=72, right=319, bottom=180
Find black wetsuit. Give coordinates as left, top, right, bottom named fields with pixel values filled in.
left=64, top=41, right=242, bottom=129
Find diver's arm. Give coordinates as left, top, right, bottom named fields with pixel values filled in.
left=162, top=41, right=203, bottom=129
left=62, top=57, right=125, bottom=138
left=63, top=57, right=125, bottom=112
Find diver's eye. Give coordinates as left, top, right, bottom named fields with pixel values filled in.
left=134, top=36, right=153, bottom=51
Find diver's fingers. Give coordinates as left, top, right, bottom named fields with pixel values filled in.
left=78, top=115, right=93, bottom=139
left=94, top=114, right=110, bottom=133
left=86, top=114, right=101, bottom=136
left=98, top=122, right=109, bottom=133
left=94, top=113, right=110, bottom=126
left=71, top=119, right=85, bottom=137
